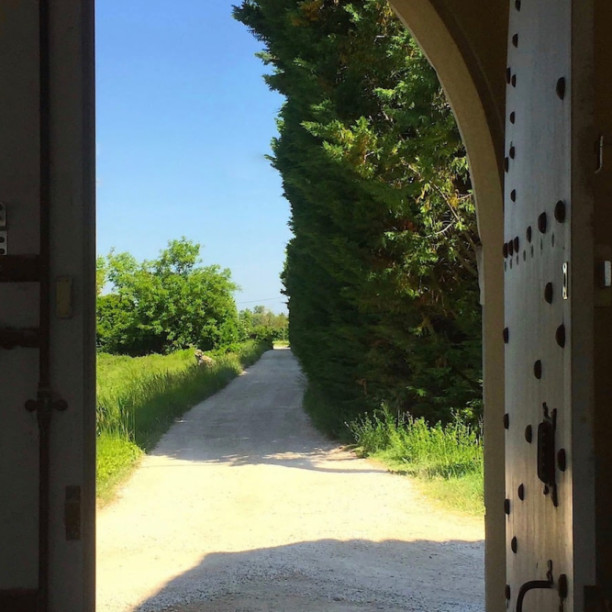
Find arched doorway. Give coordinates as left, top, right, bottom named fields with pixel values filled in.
left=2, top=2, right=610, bottom=610
left=389, top=2, right=506, bottom=609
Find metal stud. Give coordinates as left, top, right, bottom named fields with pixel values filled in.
left=558, top=574, right=568, bottom=599
left=556, top=324, right=566, bottom=348
left=534, top=360, right=542, bottom=379
left=558, top=449, right=567, bottom=471
left=554, top=200, right=566, bottom=222
left=556, top=77, right=566, bottom=100
left=545, top=282, right=554, bottom=304
left=538, top=212, right=548, bottom=233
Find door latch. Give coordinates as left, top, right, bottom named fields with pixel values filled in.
left=537, top=403, right=558, bottom=506
left=516, top=561, right=568, bottom=611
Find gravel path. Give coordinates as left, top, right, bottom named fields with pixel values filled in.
left=97, top=348, right=484, bottom=612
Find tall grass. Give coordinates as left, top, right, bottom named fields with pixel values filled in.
left=348, top=406, right=484, bottom=514
left=97, top=340, right=270, bottom=501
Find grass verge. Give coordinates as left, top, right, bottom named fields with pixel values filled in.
left=348, top=406, right=484, bottom=515
left=97, top=340, right=271, bottom=503
left=303, top=385, right=484, bottom=515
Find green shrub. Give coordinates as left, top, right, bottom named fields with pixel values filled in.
left=349, top=406, right=482, bottom=478
left=302, top=383, right=357, bottom=442
left=96, top=433, right=143, bottom=502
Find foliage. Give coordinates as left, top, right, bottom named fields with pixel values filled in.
left=96, top=433, right=142, bottom=503
left=97, top=238, right=239, bottom=355
left=238, top=305, right=289, bottom=343
left=349, top=406, right=483, bottom=479
left=96, top=340, right=271, bottom=498
left=234, top=0, right=482, bottom=430
left=348, top=405, right=484, bottom=514
left=302, top=381, right=358, bottom=442
left=97, top=340, right=269, bottom=449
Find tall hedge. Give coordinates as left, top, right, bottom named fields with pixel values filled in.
left=235, top=0, right=482, bottom=431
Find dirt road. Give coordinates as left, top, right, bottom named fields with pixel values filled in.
left=97, top=348, right=484, bottom=612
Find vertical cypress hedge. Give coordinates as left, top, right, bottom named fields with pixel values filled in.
left=235, top=0, right=482, bottom=432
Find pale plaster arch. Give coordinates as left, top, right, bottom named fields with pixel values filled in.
left=388, top=2, right=507, bottom=610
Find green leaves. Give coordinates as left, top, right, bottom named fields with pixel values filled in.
left=97, top=238, right=239, bottom=355
left=236, top=0, right=482, bottom=429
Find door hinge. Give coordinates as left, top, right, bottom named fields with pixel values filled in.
left=0, top=328, right=40, bottom=349
left=0, top=254, right=41, bottom=283
left=64, top=485, right=81, bottom=541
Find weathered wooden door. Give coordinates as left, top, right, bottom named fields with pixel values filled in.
left=503, top=1, right=596, bottom=610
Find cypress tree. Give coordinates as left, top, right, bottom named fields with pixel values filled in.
left=235, top=0, right=482, bottom=431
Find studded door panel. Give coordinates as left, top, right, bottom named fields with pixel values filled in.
left=504, top=0, right=573, bottom=610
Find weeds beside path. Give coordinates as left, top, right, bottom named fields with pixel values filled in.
left=304, top=387, right=484, bottom=516
left=96, top=340, right=270, bottom=502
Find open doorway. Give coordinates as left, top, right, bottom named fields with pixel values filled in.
left=98, top=2, right=492, bottom=609
left=0, top=1, right=512, bottom=611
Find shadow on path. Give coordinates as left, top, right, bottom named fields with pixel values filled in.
left=133, top=538, right=485, bottom=612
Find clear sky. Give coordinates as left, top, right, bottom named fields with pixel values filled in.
left=96, top=1, right=290, bottom=313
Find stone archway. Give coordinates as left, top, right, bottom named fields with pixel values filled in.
left=389, top=2, right=507, bottom=609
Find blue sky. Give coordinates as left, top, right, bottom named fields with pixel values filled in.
left=96, top=1, right=290, bottom=312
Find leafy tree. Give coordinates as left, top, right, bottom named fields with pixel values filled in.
left=235, top=0, right=482, bottom=430
left=239, top=305, right=289, bottom=342
left=96, top=256, right=107, bottom=296
left=97, top=238, right=239, bottom=355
